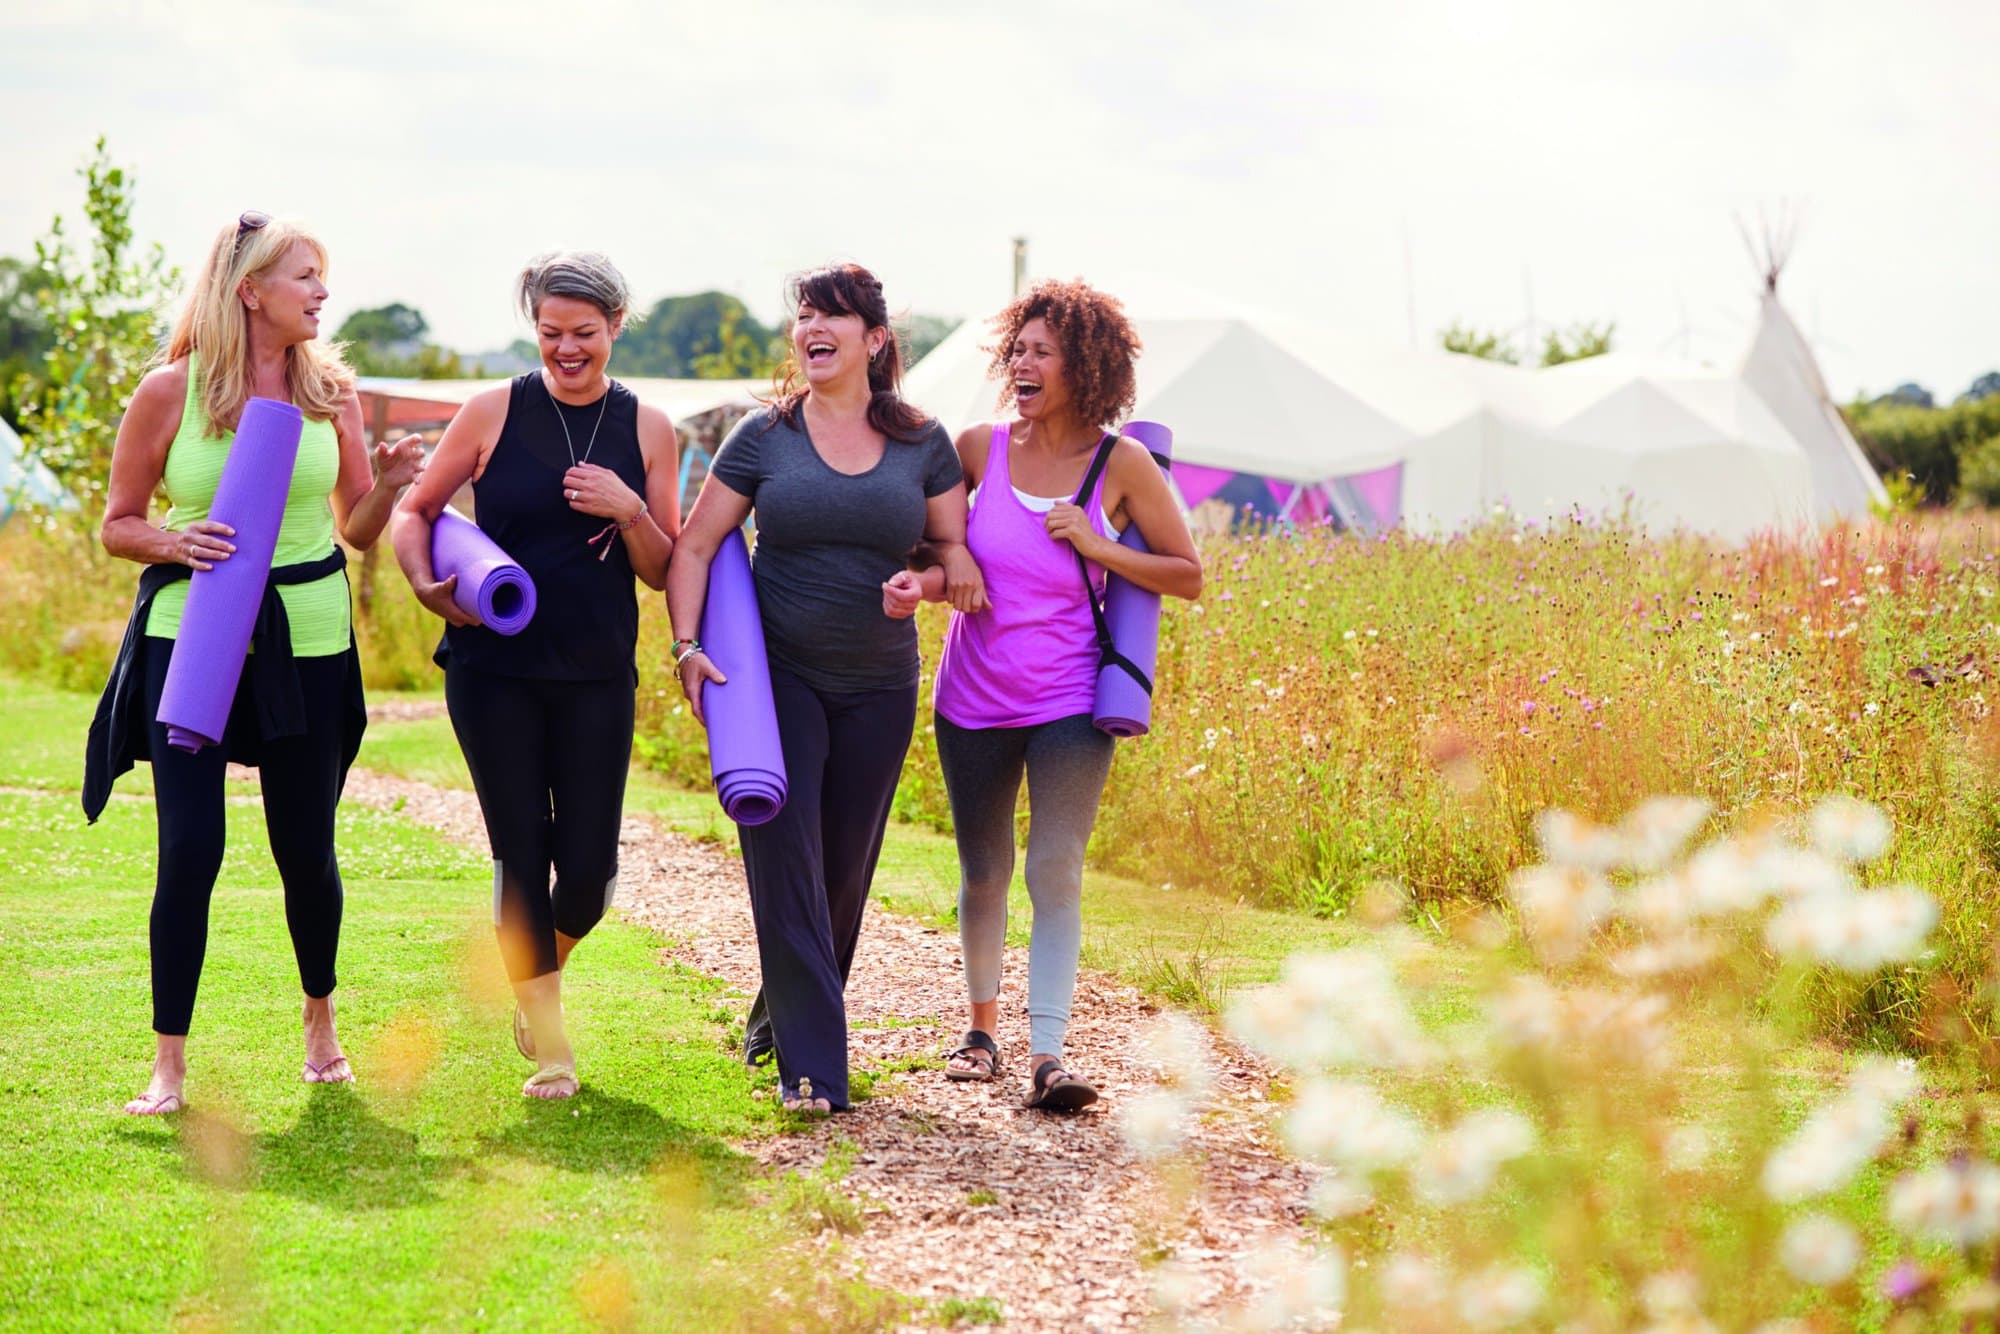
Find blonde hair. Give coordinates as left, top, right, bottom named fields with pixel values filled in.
left=162, top=216, right=354, bottom=438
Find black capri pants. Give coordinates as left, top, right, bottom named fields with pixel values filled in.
left=444, top=661, right=633, bottom=982
left=142, top=636, right=352, bottom=1036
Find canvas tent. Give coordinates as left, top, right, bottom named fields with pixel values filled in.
left=1737, top=276, right=1887, bottom=523
left=901, top=306, right=1413, bottom=531
left=0, top=416, right=77, bottom=522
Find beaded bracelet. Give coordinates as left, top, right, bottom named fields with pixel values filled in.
left=672, top=638, right=704, bottom=668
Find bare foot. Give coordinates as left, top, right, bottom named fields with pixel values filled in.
left=302, top=997, right=352, bottom=1083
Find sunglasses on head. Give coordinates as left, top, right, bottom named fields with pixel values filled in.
left=232, top=210, right=271, bottom=255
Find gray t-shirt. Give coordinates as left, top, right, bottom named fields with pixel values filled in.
left=709, top=407, right=962, bottom=692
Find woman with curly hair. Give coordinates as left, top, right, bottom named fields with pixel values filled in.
left=886, top=278, right=1201, bottom=1109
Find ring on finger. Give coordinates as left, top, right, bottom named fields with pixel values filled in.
left=566, top=489, right=576, bottom=501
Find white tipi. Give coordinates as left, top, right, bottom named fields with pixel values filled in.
left=1735, top=218, right=1887, bottom=523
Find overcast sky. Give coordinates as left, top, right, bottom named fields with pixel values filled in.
left=3, top=0, right=1993, bottom=399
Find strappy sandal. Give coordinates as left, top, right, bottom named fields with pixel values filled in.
left=513, top=1004, right=536, bottom=1061
left=781, top=1078, right=833, bottom=1116
left=1025, top=1059, right=1099, bottom=1112
left=945, top=1030, right=1002, bottom=1083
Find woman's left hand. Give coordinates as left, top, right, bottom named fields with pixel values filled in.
left=563, top=463, right=643, bottom=523
left=372, top=435, right=427, bottom=491
left=1045, top=501, right=1106, bottom=560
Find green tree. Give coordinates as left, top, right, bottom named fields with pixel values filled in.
left=10, top=137, right=181, bottom=528
left=690, top=304, right=782, bottom=380
left=337, top=302, right=470, bottom=379
left=0, top=257, right=56, bottom=429
left=1440, top=323, right=1520, bottom=365
left=1540, top=321, right=1615, bottom=367
left=336, top=301, right=428, bottom=350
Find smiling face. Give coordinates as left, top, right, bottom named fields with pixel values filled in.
left=242, top=239, right=328, bottom=346
left=535, top=294, right=622, bottom=392
left=794, top=300, right=885, bottom=390
left=1008, top=317, right=1070, bottom=422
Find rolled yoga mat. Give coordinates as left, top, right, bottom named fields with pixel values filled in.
left=431, top=507, right=537, bottom=635
left=156, top=397, right=304, bottom=753
left=1092, top=420, right=1175, bottom=738
left=698, top=527, right=787, bottom=825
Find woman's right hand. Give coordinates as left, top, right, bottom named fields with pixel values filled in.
left=678, top=650, right=728, bottom=727
left=414, top=572, right=480, bottom=627
left=171, top=520, right=236, bottom=572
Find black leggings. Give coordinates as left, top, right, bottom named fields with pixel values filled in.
left=142, top=636, right=351, bottom=1036
left=739, top=668, right=916, bottom=1109
left=444, top=662, right=633, bottom=982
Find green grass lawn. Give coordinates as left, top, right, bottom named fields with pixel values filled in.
left=0, top=680, right=909, bottom=1331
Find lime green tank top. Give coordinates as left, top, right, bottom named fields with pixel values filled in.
left=144, top=359, right=350, bottom=655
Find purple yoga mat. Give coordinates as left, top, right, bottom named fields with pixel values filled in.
left=698, top=528, right=787, bottom=825
left=431, top=507, right=536, bottom=634
left=1093, top=420, right=1175, bottom=738
left=156, top=397, right=304, bottom=753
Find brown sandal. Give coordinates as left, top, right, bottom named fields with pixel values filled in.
left=945, top=1030, right=1001, bottom=1082
left=1026, top=1059, right=1098, bottom=1112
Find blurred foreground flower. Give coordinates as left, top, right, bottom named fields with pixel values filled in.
left=1779, top=1213, right=1862, bottom=1285
left=1888, top=1158, right=2000, bottom=1248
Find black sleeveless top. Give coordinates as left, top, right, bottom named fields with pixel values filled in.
left=439, top=373, right=646, bottom=682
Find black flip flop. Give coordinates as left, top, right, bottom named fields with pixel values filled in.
left=1026, top=1059, right=1099, bottom=1112
left=945, top=1030, right=1002, bottom=1082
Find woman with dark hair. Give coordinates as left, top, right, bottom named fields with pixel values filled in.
left=666, top=262, right=980, bottom=1114
left=390, top=250, right=680, bottom=1101
left=889, top=278, right=1201, bottom=1110
left=87, top=212, right=426, bottom=1114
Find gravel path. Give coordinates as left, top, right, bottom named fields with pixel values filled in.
left=343, top=767, right=1317, bottom=1330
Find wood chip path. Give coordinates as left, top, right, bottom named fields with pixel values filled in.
left=344, top=765, right=1317, bottom=1330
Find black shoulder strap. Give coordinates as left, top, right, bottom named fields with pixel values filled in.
left=1071, top=435, right=1153, bottom=697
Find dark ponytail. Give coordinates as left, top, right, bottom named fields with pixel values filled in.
left=768, top=262, right=933, bottom=443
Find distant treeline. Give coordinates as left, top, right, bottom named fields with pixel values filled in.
left=1848, top=381, right=2000, bottom=507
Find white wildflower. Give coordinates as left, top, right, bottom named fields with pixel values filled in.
left=1490, top=977, right=1673, bottom=1069
left=1379, top=1251, right=1450, bottom=1310
left=1412, top=1108, right=1537, bottom=1205
left=1534, top=809, right=1626, bottom=871
left=1282, top=1080, right=1422, bottom=1174
left=1507, top=863, right=1613, bottom=963
left=1305, top=1173, right=1374, bottom=1219
left=1619, top=796, right=1712, bottom=872
left=1119, top=1090, right=1192, bottom=1161
left=1243, top=1240, right=1346, bottom=1327
left=1611, top=933, right=1722, bottom=978
left=1809, top=796, right=1893, bottom=864
left=1663, top=1124, right=1714, bottom=1172
left=1765, top=886, right=1937, bottom=974
left=1761, top=1059, right=1919, bottom=1203
left=1136, top=1013, right=1213, bottom=1094
left=1888, top=1160, right=2000, bottom=1247
left=1230, top=951, right=1432, bottom=1070
left=1639, top=1269, right=1702, bottom=1317
left=1454, top=1264, right=1543, bottom=1329
left=1149, top=1259, right=1206, bottom=1313
left=1779, top=1213, right=1862, bottom=1285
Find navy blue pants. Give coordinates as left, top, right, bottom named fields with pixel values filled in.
left=739, top=667, right=915, bottom=1108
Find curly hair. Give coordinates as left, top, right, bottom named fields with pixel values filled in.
left=986, top=279, right=1141, bottom=431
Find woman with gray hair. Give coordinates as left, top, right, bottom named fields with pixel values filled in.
left=391, top=251, right=680, bottom=1100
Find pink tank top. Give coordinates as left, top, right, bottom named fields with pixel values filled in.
left=934, top=422, right=1114, bottom=729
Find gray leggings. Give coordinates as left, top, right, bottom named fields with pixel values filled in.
left=935, top=712, right=1115, bottom=1056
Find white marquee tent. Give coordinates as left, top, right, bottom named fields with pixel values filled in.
left=907, top=280, right=1871, bottom=541
left=0, top=416, right=77, bottom=521
left=1738, top=279, right=1887, bottom=522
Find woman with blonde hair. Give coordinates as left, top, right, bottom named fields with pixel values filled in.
left=86, top=211, right=425, bottom=1115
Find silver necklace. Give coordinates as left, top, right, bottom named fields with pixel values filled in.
left=549, top=375, right=611, bottom=467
